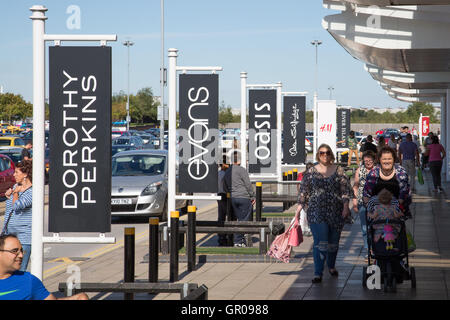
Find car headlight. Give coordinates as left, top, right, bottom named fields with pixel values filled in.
left=141, top=181, right=163, bottom=196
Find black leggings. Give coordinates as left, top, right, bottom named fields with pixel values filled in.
left=429, top=160, right=443, bottom=188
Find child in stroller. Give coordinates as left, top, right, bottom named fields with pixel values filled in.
left=364, top=188, right=416, bottom=292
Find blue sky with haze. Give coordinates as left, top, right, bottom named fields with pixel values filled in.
left=0, top=0, right=409, bottom=110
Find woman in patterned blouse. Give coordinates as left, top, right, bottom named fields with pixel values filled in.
left=295, top=144, right=354, bottom=283
left=363, top=146, right=411, bottom=218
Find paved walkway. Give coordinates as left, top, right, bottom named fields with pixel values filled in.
left=44, top=169, right=450, bottom=300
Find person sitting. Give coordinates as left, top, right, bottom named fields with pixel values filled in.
left=367, top=189, right=403, bottom=251
left=0, top=234, right=88, bottom=300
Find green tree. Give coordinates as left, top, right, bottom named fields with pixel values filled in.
left=0, top=93, right=32, bottom=122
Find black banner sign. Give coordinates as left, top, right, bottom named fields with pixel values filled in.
left=283, top=96, right=306, bottom=164
left=179, top=74, right=218, bottom=193
left=337, top=108, right=351, bottom=148
left=248, top=90, right=277, bottom=174
left=49, top=46, right=111, bottom=232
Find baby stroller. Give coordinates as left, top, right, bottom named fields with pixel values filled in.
left=362, top=218, right=416, bottom=292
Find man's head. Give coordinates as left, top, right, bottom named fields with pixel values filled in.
left=367, top=135, right=373, bottom=142
left=25, top=142, right=32, bottom=150
left=428, top=132, right=434, bottom=138
left=349, top=131, right=355, bottom=138
left=406, top=133, right=412, bottom=141
left=232, top=151, right=241, bottom=165
left=0, top=234, right=23, bottom=274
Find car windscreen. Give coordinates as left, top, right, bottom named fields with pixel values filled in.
left=112, top=155, right=165, bottom=176
left=0, top=140, right=12, bottom=146
left=112, top=138, right=131, bottom=146
left=0, top=153, right=21, bottom=164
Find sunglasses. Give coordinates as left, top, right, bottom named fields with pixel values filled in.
left=319, top=151, right=331, bottom=156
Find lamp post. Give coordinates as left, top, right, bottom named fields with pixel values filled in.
left=123, top=40, right=134, bottom=132
left=311, top=40, right=322, bottom=160
left=160, top=0, right=165, bottom=149
left=328, top=85, right=334, bottom=100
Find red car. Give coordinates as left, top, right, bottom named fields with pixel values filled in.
left=0, top=154, right=16, bottom=199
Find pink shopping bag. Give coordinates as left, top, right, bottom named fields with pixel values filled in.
left=267, top=219, right=301, bottom=263
left=288, top=220, right=303, bottom=247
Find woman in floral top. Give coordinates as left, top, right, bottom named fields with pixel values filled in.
left=363, top=146, right=411, bottom=218
left=295, top=144, right=354, bottom=283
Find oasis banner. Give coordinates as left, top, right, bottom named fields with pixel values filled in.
left=178, top=74, right=218, bottom=193
left=283, top=96, right=306, bottom=164
left=49, top=46, right=111, bottom=232
left=248, top=90, right=277, bottom=175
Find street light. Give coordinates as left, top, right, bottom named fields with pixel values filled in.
left=328, top=85, right=334, bottom=100
left=311, top=40, right=322, bottom=160
left=123, top=40, right=134, bottom=132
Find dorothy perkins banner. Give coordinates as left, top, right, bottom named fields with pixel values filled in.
left=49, top=46, right=111, bottom=233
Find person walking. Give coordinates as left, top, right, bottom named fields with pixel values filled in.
left=422, top=132, right=434, bottom=169
left=377, top=136, right=386, bottom=153
left=223, top=152, right=255, bottom=247
left=352, top=151, right=376, bottom=258
left=398, top=133, right=420, bottom=193
left=359, top=135, right=377, bottom=156
left=345, top=131, right=359, bottom=167
left=425, top=135, right=446, bottom=193
left=296, top=162, right=314, bottom=236
left=21, top=142, right=32, bottom=161
left=1, top=160, right=33, bottom=272
left=217, top=163, right=230, bottom=246
left=363, top=146, right=412, bottom=219
left=388, top=133, right=398, bottom=151
left=295, top=144, right=354, bottom=283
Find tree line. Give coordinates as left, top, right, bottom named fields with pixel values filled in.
left=0, top=91, right=440, bottom=125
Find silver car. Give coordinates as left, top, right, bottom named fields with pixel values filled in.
left=111, top=149, right=188, bottom=220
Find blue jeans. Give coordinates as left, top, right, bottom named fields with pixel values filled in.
left=358, top=205, right=368, bottom=250
left=20, top=244, right=31, bottom=272
left=231, top=198, right=253, bottom=245
left=310, top=223, right=341, bottom=277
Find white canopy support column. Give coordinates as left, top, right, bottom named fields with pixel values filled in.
left=240, top=72, right=248, bottom=168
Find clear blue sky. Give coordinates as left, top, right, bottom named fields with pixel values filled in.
left=0, top=0, right=408, bottom=110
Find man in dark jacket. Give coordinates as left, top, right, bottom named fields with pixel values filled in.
left=360, top=135, right=377, bottom=157
left=223, top=151, right=255, bottom=247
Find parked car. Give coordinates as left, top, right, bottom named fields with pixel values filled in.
left=0, top=148, right=24, bottom=165
left=112, top=136, right=145, bottom=155
left=20, top=130, right=50, bottom=147
left=0, top=136, right=26, bottom=149
left=110, top=149, right=188, bottom=220
left=0, top=154, right=16, bottom=200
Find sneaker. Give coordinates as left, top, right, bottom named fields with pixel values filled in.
left=439, top=187, right=444, bottom=192
left=234, top=243, right=247, bottom=248
left=437, top=188, right=442, bottom=193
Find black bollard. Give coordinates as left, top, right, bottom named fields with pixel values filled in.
left=187, top=206, right=197, bottom=272
left=170, top=211, right=180, bottom=283
left=124, top=227, right=135, bottom=300
left=255, top=182, right=262, bottom=222
left=287, top=170, right=293, bottom=208
left=293, top=168, right=298, bottom=181
left=149, top=217, right=159, bottom=283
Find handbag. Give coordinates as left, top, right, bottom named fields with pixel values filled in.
left=1, top=187, right=24, bottom=236
left=417, top=167, right=424, bottom=185
left=406, top=230, right=416, bottom=253
left=288, top=218, right=303, bottom=247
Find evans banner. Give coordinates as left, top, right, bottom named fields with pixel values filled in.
left=283, top=96, right=306, bottom=164
left=49, top=46, right=111, bottom=232
left=248, top=90, right=277, bottom=174
left=179, top=74, right=218, bottom=193
left=337, top=108, right=351, bottom=148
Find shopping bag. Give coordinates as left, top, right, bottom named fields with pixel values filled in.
left=267, top=231, right=292, bottom=263
left=406, top=231, right=416, bottom=253
left=417, top=167, right=424, bottom=185
left=288, top=219, right=303, bottom=247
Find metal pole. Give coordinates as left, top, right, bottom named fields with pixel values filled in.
left=276, top=83, right=283, bottom=198
left=149, top=218, right=159, bottom=283
left=187, top=206, right=196, bottom=272
left=160, top=0, right=165, bottom=149
left=124, top=227, right=135, bottom=300
left=169, top=211, right=179, bottom=282
left=240, top=72, right=247, bottom=168
left=167, top=48, right=178, bottom=229
left=311, top=40, right=322, bottom=161
left=30, top=5, right=47, bottom=280
left=255, top=182, right=262, bottom=222
left=123, top=40, right=134, bottom=132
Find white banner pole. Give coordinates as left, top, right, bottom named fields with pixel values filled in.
left=240, top=72, right=247, bottom=168
left=30, top=5, right=47, bottom=280
left=167, top=48, right=178, bottom=228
